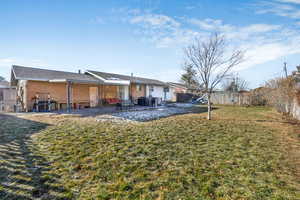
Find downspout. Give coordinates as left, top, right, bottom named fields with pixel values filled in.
left=130, top=73, right=133, bottom=102
left=24, top=80, right=28, bottom=112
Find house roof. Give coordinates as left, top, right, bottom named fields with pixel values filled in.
left=87, top=70, right=167, bottom=86
left=167, top=82, right=189, bottom=89
left=12, top=65, right=103, bottom=84
left=0, top=81, right=10, bottom=89
left=167, top=82, right=199, bottom=90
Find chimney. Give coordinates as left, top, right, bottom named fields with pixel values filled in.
left=78, top=70, right=81, bottom=74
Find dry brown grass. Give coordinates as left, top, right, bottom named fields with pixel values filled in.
left=1, top=106, right=300, bottom=199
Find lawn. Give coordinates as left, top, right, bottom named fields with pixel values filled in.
left=0, top=114, right=71, bottom=200
left=31, top=106, right=300, bottom=200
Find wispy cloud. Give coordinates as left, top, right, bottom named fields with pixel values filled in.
left=256, top=1, right=300, bottom=19
left=188, top=18, right=233, bottom=32
left=0, top=58, right=16, bottom=63
left=277, top=0, right=300, bottom=4
left=130, top=13, right=180, bottom=29
left=185, top=5, right=196, bottom=10
left=117, top=8, right=300, bottom=71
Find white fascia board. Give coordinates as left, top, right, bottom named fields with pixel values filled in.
left=85, top=71, right=107, bottom=81
left=12, top=67, right=17, bottom=79
left=49, top=79, right=101, bottom=84
left=49, top=79, right=67, bottom=83
left=104, top=79, right=130, bottom=85
left=86, top=70, right=130, bottom=85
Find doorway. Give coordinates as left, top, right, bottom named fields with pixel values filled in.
left=89, top=87, right=99, bottom=107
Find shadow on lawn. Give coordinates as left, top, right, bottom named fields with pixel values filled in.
left=0, top=113, right=70, bottom=200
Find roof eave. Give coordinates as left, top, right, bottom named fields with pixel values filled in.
left=86, top=71, right=130, bottom=85
left=49, top=79, right=103, bottom=84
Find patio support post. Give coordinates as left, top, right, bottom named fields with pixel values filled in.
left=129, top=73, right=133, bottom=102
left=67, top=81, right=72, bottom=112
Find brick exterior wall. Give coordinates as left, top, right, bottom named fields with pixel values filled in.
left=16, top=80, right=131, bottom=111
left=101, top=85, right=119, bottom=99
left=130, top=83, right=146, bottom=100
left=21, top=81, right=104, bottom=111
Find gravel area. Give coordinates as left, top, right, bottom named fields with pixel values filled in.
left=96, top=105, right=194, bottom=122
left=8, top=103, right=196, bottom=123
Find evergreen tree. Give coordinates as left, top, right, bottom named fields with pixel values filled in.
left=181, top=65, right=198, bottom=87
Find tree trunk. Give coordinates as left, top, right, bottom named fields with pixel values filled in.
left=207, top=94, right=211, bottom=120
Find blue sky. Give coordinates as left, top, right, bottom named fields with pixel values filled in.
left=0, top=0, right=300, bottom=88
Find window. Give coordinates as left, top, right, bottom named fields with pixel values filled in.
left=149, top=86, right=154, bottom=92
left=149, top=86, right=154, bottom=96
left=136, top=84, right=142, bottom=91
left=119, top=86, right=125, bottom=100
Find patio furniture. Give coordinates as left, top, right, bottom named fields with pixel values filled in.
left=116, top=100, right=134, bottom=111
left=33, top=100, right=57, bottom=112
left=104, top=98, right=121, bottom=105
left=137, top=97, right=149, bottom=106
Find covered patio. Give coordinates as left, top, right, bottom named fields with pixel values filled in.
left=11, top=65, right=131, bottom=112
left=30, top=81, right=131, bottom=112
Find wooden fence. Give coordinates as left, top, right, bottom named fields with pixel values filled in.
left=0, top=88, right=17, bottom=112
left=210, top=92, right=251, bottom=105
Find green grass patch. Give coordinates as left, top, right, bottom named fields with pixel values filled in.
left=35, top=106, right=300, bottom=199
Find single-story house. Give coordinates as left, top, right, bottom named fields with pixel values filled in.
left=86, top=70, right=167, bottom=103
left=0, top=81, right=16, bottom=112
left=10, top=65, right=168, bottom=112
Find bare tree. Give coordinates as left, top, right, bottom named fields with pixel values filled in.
left=264, top=77, right=296, bottom=114
left=183, top=33, right=244, bottom=120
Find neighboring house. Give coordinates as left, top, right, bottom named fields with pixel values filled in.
left=10, top=65, right=168, bottom=112
left=165, top=82, right=188, bottom=102
left=165, top=82, right=202, bottom=102
left=0, top=81, right=16, bottom=112
left=86, top=70, right=167, bottom=103
left=0, top=80, right=9, bottom=88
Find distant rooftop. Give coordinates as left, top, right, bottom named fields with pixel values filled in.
left=0, top=80, right=10, bottom=88
left=168, top=82, right=199, bottom=90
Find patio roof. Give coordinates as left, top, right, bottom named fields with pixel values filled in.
left=86, top=70, right=166, bottom=86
